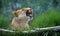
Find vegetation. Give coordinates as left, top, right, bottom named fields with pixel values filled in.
left=0, top=14, right=10, bottom=29
left=0, top=30, right=60, bottom=36
left=30, top=9, right=60, bottom=29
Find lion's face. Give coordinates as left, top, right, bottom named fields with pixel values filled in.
left=13, top=8, right=33, bottom=20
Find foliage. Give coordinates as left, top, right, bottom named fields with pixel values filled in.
left=0, top=30, right=60, bottom=36
left=0, top=14, right=10, bottom=29
left=30, top=9, right=60, bottom=29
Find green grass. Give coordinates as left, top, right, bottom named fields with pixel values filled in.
left=0, top=14, right=10, bottom=29
left=30, top=9, right=60, bottom=29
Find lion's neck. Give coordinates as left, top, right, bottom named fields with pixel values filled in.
left=14, top=17, right=30, bottom=24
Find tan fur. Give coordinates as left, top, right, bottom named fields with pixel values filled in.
left=11, top=8, right=33, bottom=30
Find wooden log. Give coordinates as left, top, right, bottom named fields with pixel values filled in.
left=23, top=26, right=60, bottom=33
left=0, top=26, right=60, bottom=33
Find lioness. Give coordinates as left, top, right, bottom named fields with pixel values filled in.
left=11, top=8, right=33, bottom=30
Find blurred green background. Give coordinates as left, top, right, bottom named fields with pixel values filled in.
left=0, top=0, right=60, bottom=30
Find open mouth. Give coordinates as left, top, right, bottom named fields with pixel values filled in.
left=26, top=9, right=32, bottom=18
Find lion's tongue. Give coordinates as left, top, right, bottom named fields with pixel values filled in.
left=29, top=14, right=32, bottom=18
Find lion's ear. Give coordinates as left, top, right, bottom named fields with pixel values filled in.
left=22, top=8, right=25, bottom=11
left=13, top=11, right=18, bottom=17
